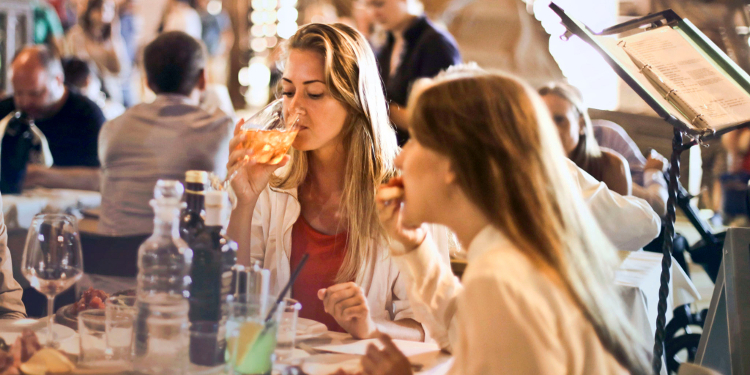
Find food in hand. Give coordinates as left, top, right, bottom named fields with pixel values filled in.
left=378, top=176, right=405, bottom=203
left=72, top=287, right=109, bottom=315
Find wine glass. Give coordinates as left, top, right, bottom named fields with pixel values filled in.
left=21, top=214, right=84, bottom=347
left=213, top=98, right=302, bottom=191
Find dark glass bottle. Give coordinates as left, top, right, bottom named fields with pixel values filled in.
left=180, top=170, right=207, bottom=243
left=188, top=191, right=237, bottom=366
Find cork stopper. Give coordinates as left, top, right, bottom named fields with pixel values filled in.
left=185, top=170, right=209, bottom=184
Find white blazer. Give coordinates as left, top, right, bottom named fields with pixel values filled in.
left=248, top=185, right=454, bottom=324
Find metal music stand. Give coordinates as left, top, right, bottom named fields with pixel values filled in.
left=550, top=4, right=750, bottom=374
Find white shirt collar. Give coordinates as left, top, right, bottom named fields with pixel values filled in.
left=466, top=225, right=512, bottom=262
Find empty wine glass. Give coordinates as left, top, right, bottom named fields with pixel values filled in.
left=213, top=98, right=301, bottom=191
left=21, top=214, right=84, bottom=347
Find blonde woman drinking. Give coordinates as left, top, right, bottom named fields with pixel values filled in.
left=366, top=72, right=651, bottom=374
left=226, top=23, right=434, bottom=341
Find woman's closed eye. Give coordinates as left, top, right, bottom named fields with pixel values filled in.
left=308, top=92, right=324, bottom=99
left=282, top=91, right=295, bottom=98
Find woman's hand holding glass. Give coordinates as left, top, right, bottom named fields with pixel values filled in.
left=317, top=282, right=376, bottom=339
left=226, top=118, right=291, bottom=204
left=375, top=183, right=426, bottom=256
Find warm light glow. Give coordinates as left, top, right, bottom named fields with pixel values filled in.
left=245, top=86, right=270, bottom=107
left=266, top=36, right=278, bottom=48
left=207, top=0, right=222, bottom=15
left=263, top=24, right=277, bottom=37
left=251, top=38, right=268, bottom=52
left=277, top=7, right=298, bottom=24
left=266, top=10, right=277, bottom=23
left=250, top=10, right=265, bottom=24
left=238, top=67, right=252, bottom=86
left=525, top=0, right=618, bottom=110
left=279, top=0, right=297, bottom=8
left=251, top=24, right=265, bottom=37
left=248, top=62, right=271, bottom=88
left=251, top=0, right=263, bottom=9
left=277, top=21, right=297, bottom=39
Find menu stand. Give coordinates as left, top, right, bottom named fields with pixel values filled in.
left=549, top=4, right=750, bottom=374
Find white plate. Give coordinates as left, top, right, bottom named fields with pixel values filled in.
left=296, top=318, right=327, bottom=340
left=0, top=319, right=76, bottom=344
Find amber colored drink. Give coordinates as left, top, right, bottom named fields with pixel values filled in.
left=240, top=129, right=299, bottom=164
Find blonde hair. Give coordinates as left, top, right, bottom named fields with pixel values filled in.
left=273, top=23, right=399, bottom=283
left=410, top=72, right=651, bottom=374
left=538, top=82, right=607, bottom=179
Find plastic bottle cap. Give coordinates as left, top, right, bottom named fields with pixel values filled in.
left=204, top=190, right=228, bottom=207
left=185, top=171, right=209, bottom=184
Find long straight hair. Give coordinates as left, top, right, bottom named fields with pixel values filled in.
left=272, top=23, right=399, bottom=283
left=538, top=82, right=606, bottom=180
left=410, top=72, right=651, bottom=374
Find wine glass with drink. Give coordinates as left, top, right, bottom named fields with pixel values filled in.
left=214, top=98, right=301, bottom=190
left=21, top=214, right=84, bottom=347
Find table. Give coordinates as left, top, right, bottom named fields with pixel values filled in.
left=50, top=330, right=452, bottom=375
left=2, top=188, right=101, bottom=230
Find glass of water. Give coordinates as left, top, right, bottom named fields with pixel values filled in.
left=78, top=309, right=133, bottom=371
left=275, top=298, right=301, bottom=361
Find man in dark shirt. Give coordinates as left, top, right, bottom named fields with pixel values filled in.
left=0, top=46, right=104, bottom=191
left=369, top=0, right=461, bottom=146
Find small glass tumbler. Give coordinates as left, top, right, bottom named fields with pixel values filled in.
left=275, top=298, right=301, bottom=361
left=225, top=294, right=283, bottom=375
left=78, top=309, right=133, bottom=370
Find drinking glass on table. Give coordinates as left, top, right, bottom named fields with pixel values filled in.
left=275, top=298, right=302, bottom=361
left=215, top=98, right=301, bottom=190
left=78, top=309, right=133, bottom=370
left=21, top=213, right=84, bottom=347
left=225, top=294, right=284, bottom=375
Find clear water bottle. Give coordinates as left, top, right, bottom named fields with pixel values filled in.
left=133, top=180, right=193, bottom=374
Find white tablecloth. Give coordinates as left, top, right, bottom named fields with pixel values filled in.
left=2, top=188, right=101, bottom=229
left=615, top=250, right=701, bottom=351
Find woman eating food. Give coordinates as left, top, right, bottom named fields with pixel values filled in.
left=365, top=71, right=650, bottom=374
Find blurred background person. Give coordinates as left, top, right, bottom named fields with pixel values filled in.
left=98, top=31, right=232, bottom=236
left=197, top=0, right=233, bottom=85
left=593, top=120, right=668, bottom=217
left=32, top=0, right=66, bottom=54
left=367, top=0, right=461, bottom=146
left=62, top=57, right=126, bottom=120
left=539, top=82, right=632, bottom=196
left=65, top=0, right=131, bottom=106
left=0, top=196, right=26, bottom=319
left=0, top=46, right=103, bottom=193
left=160, top=0, right=202, bottom=39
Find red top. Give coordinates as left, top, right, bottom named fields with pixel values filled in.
left=290, top=215, right=348, bottom=333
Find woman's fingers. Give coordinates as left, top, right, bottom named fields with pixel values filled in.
left=228, top=133, right=246, bottom=150
left=233, top=118, right=245, bottom=136
left=333, top=294, right=366, bottom=318
left=342, top=305, right=369, bottom=321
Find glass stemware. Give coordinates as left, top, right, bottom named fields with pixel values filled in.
left=21, top=214, right=84, bottom=347
left=213, top=98, right=301, bottom=191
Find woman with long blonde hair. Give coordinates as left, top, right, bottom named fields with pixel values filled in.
left=226, top=23, right=428, bottom=340
left=539, top=82, right=632, bottom=196
left=367, top=71, right=651, bottom=374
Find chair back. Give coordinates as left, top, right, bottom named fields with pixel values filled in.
left=678, top=363, right=722, bottom=375
left=80, top=232, right=150, bottom=277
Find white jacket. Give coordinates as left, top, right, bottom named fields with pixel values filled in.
left=566, top=160, right=661, bottom=250
left=395, top=225, right=627, bottom=374
left=248, top=185, right=454, bottom=324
